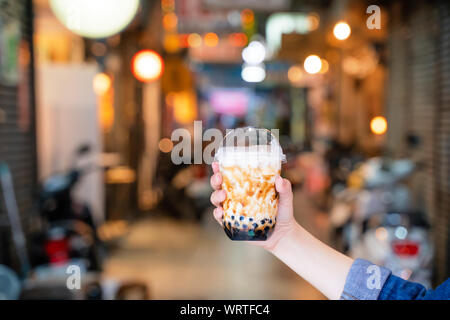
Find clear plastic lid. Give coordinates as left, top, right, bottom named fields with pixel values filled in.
left=214, top=127, right=286, bottom=167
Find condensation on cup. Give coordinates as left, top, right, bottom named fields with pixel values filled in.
left=214, top=127, right=286, bottom=241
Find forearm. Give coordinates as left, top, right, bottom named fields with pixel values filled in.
left=269, top=222, right=353, bottom=300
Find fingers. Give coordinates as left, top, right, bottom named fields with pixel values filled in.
left=211, top=163, right=224, bottom=226
left=212, top=162, right=220, bottom=174
left=275, top=175, right=293, bottom=212
left=210, top=189, right=226, bottom=207
left=210, top=172, right=222, bottom=191
left=213, top=207, right=223, bottom=225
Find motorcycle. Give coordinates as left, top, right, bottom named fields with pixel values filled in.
left=330, top=157, right=433, bottom=287
left=30, top=144, right=103, bottom=271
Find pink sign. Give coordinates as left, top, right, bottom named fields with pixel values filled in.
left=210, top=89, right=249, bottom=116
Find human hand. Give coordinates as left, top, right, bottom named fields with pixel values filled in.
left=209, top=162, right=297, bottom=251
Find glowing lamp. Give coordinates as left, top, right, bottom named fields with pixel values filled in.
left=333, top=21, right=351, bottom=40
left=50, top=0, right=140, bottom=39
left=370, top=116, right=387, bottom=135
left=131, top=50, right=164, bottom=82
left=93, top=72, right=111, bottom=95
left=242, top=41, right=266, bottom=65
left=241, top=64, right=266, bottom=83
left=304, top=55, right=322, bottom=74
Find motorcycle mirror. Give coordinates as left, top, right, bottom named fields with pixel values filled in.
left=77, top=144, right=91, bottom=156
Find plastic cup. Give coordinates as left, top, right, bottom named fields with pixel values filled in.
left=214, top=127, right=286, bottom=241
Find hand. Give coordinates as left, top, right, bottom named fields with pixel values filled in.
left=210, top=162, right=297, bottom=251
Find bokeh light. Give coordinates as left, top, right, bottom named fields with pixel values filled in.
left=204, top=33, right=219, bottom=47
left=241, top=9, right=254, bottom=26
left=304, top=55, right=322, bottom=74
left=307, top=13, right=320, bottom=31
left=93, top=73, right=111, bottom=95
left=320, top=59, right=329, bottom=74
left=375, top=227, right=388, bottom=241
left=187, top=33, right=202, bottom=48
left=288, top=65, right=303, bottom=83
left=395, top=226, right=408, bottom=240
left=163, top=34, right=180, bottom=52
left=163, top=13, right=178, bottom=31
left=131, top=50, right=164, bottom=82
left=242, top=41, right=266, bottom=64
left=159, top=138, right=174, bottom=153
left=241, top=64, right=266, bottom=83
left=333, top=21, right=351, bottom=40
left=228, top=33, right=247, bottom=47
left=370, top=116, right=388, bottom=135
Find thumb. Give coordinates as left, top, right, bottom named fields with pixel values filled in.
left=275, top=176, right=293, bottom=218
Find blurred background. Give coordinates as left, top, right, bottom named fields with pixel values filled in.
left=0, top=0, right=448, bottom=299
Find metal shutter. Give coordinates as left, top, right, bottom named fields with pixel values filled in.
left=0, top=0, right=36, bottom=271
left=435, top=0, right=450, bottom=284
left=386, top=0, right=450, bottom=284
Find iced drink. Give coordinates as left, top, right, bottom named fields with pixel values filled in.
left=215, top=128, right=285, bottom=241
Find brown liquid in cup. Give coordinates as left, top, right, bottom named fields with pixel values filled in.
left=220, top=163, right=280, bottom=241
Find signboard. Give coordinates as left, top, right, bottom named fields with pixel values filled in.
left=203, top=0, right=290, bottom=11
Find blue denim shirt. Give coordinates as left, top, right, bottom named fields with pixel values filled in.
left=340, top=259, right=450, bottom=300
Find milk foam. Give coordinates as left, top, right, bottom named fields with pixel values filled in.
left=215, top=145, right=284, bottom=168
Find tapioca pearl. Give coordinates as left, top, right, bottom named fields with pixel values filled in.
left=255, top=229, right=262, bottom=235
left=260, top=219, right=266, bottom=225
left=264, top=226, right=270, bottom=232
left=269, top=219, right=272, bottom=224
left=252, top=223, right=258, bottom=228
left=249, top=217, right=253, bottom=222
left=231, top=215, right=235, bottom=220
left=242, top=224, right=247, bottom=229
left=234, top=221, right=240, bottom=227
left=239, top=216, right=244, bottom=221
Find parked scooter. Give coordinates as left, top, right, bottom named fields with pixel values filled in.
left=330, top=158, right=433, bottom=287
left=30, top=144, right=103, bottom=271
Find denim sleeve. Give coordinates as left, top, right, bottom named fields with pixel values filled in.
left=340, top=259, right=391, bottom=300
left=379, top=275, right=450, bottom=300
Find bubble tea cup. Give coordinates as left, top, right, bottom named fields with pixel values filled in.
left=214, top=127, right=286, bottom=241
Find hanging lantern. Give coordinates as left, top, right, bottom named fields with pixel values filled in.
left=50, top=0, right=140, bottom=39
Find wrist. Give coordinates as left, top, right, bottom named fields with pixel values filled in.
left=266, top=218, right=301, bottom=254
